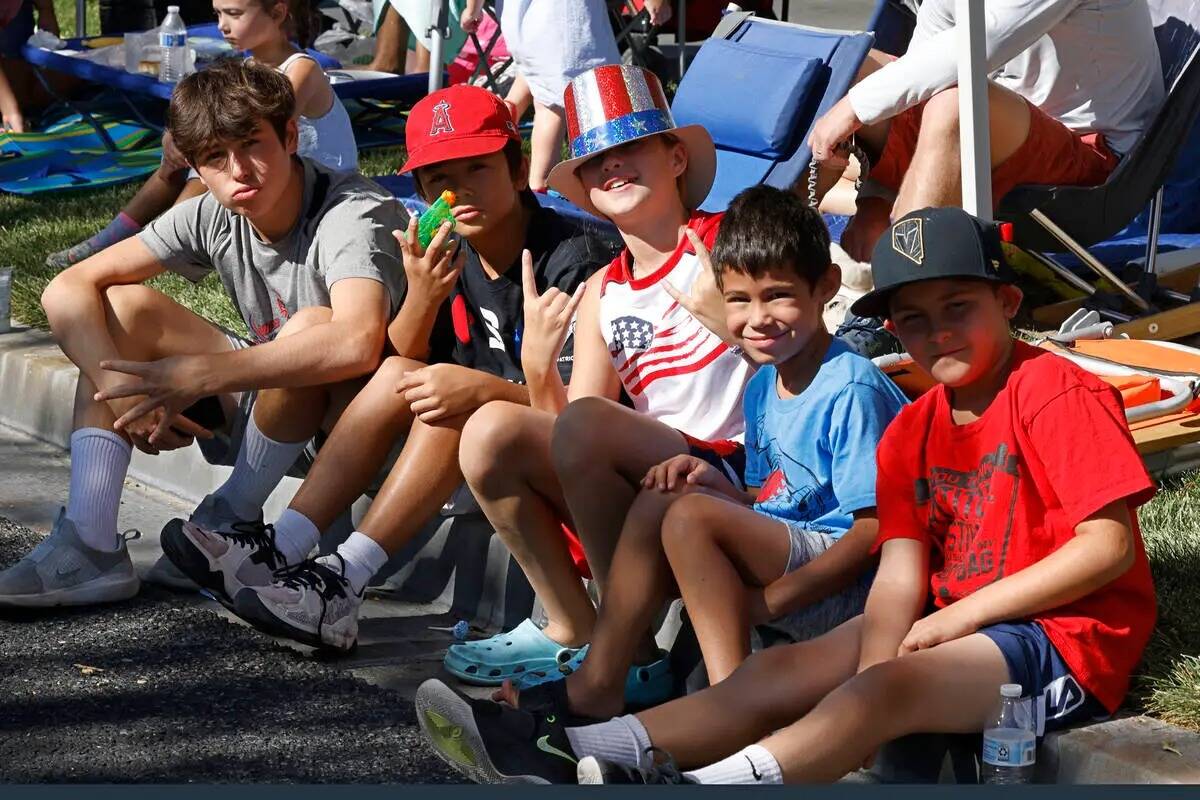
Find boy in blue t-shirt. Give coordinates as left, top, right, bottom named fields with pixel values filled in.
left=639, top=184, right=908, bottom=684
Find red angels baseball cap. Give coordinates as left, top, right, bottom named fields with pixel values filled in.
left=399, top=84, right=521, bottom=174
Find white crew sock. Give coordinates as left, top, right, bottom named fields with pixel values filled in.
left=65, top=428, right=132, bottom=552
left=334, top=531, right=390, bottom=594
left=566, top=715, right=652, bottom=767
left=685, top=744, right=783, bottom=785
left=271, top=508, right=322, bottom=566
left=213, top=415, right=307, bottom=521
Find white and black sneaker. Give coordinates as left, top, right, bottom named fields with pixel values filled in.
left=160, top=514, right=286, bottom=607
left=0, top=509, right=140, bottom=608
left=232, top=554, right=363, bottom=651
left=147, top=495, right=258, bottom=591
left=576, top=750, right=698, bottom=785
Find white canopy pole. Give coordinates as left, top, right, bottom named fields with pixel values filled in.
left=428, top=0, right=447, bottom=94
left=956, top=0, right=992, bottom=220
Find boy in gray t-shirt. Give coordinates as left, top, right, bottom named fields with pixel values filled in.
left=0, top=59, right=404, bottom=610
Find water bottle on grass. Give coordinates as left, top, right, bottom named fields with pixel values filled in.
left=159, top=6, right=188, bottom=83
left=981, top=683, right=1036, bottom=784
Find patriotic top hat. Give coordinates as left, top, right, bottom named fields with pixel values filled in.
left=547, top=64, right=716, bottom=217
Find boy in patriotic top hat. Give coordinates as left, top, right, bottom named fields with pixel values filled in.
left=442, top=64, right=751, bottom=699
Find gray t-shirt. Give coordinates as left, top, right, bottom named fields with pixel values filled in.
left=139, top=158, right=406, bottom=343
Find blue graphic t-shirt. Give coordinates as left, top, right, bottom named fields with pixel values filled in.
left=743, top=338, right=908, bottom=537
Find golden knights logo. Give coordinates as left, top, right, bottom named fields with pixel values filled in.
left=892, top=218, right=925, bottom=265
left=429, top=100, right=454, bottom=136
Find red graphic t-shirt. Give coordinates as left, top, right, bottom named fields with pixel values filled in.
left=875, top=342, right=1157, bottom=713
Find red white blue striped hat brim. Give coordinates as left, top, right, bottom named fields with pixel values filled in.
left=548, top=65, right=715, bottom=216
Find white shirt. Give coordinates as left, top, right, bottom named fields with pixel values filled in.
left=598, top=213, right=749, bottom=444
left=847, top=0, right=1165, bottom=154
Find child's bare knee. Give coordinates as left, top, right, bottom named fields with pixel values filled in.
left=662, top=493, right=717, bottom=543
left=551, top=396, right=621, bottom=472
left=460, top=401, right=527, bottom=486
left=374, top=354, right=423, bottom=385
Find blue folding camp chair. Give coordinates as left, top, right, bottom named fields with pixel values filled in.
left=670, top=13, right=875, bottom=212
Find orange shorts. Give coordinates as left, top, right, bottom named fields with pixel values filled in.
left=870, top=95, right=1120, bottom=204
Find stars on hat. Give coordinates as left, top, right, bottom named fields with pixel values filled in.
left=630, top=117, right=648, bottom=134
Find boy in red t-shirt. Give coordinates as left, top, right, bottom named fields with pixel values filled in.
left=407, top=206, right=1157, bottom=785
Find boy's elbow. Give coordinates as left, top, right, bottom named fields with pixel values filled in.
left=1110, top=528, right=1137, bottom=578
left=348, top=327, right=385, bottom=375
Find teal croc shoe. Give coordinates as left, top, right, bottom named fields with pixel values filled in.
left=442, top=618, right=587, bottom=686
left=516, top=648, right=675, bottom=710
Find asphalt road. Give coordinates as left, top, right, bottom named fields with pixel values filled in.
left=0, top=517, right=458, bottom=784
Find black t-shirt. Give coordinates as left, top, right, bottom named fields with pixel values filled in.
left=429, top=199, right=622, bottom=384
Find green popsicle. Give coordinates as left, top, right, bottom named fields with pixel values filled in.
left=417, top=189, right=457, bottom=249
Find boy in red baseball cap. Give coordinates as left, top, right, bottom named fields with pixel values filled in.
left=216, top=84, right=621, bottom=650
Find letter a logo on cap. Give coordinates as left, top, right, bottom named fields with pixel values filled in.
left=429, top=100, right=454, bottom=136
left=892, top=218, right=924, bottom=265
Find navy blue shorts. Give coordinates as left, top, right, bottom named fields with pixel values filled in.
left=683, top=434, right=746, bottom=491
left=981, top=621, right=1110, bottom=736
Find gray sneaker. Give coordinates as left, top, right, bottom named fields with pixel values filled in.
left=146, top=495, right=256, bottom=592
left=0, top=509, right=140, bottom=608
left=160, top=500, right=284, bottom=606
left=233, top=554, right=363, bottom=651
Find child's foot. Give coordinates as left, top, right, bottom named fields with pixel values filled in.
left=45, top=212, right=143, bottom=269
left=576, top=755, right=697, bottom=785
left=415, top=678, right=580, bottom=784
left=0, top=509, right=139, bottom=608
left=145, top=493, right=251, bottom=591
left=232, top=554, right=363, bottom=651
left=159, top=513, right=285, bottom=607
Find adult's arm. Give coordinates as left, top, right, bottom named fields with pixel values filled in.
left=846, top=0, right=1077, bottom=126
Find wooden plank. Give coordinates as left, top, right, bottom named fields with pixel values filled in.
left=1114, top=303, right=1200, bottom=341
left=1134, top=416, right=1200, bottom=455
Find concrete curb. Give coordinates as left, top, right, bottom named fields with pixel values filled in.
left=0, top=326, right=533, bottom=632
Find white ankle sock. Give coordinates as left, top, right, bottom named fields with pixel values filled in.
left=65, top=428, right=132, bottom=551
left=335, top=531, right=389, bottom=594
left=685, top=744, right=783, bottom=785
left=213, top=416, right=307, bottom=521
left=272, top=508, right=321, bottom=565
left=566, top=714, right=652, bottom=767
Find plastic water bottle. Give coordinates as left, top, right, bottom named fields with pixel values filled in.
left=981, top=683, right=1036, bottom=784
left=158, top=6, right=188, bottom=83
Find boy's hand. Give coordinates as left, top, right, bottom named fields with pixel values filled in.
left=395, top=217, right=464, bottom=309
left=159, top=131, right=190, bottom=176
left=94, top=356, right=216, bottom=446
left=665, top=229, right=733, bottom=345
left=520, top=250, right=586, bottom=377
left=397, top=363, right=480, bottom=423
left=897, top=603, right=981, bottom=655
left=642, top=454, right=730, bottom=494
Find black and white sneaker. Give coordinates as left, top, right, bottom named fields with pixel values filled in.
left=148, top=495, right=259, bottom=591
left=232, top=555, right=362, bottom=651
left=576, top=750, right=698, bottom=785
left=160, top=517, right=286, bottom=606
left=415, top=678, right=580, bottom=784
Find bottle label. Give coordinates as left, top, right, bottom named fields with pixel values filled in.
left=160, top=33, right=187, bottom=47
left=982, top=733, right=1036, bottom=767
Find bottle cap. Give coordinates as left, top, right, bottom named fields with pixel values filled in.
left=168, top=5, right=180, bottom=12
left=1001, top=683, right=1023, bottom=698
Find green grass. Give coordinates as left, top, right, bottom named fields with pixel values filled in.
left=1135, top=473, right=1200, bottom=730
left=0, top=146, right=406, bottom=334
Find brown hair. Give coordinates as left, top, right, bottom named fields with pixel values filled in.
left=411, top=139, right=527, bottom=200
left=168, top=58, right=296, bottom=165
